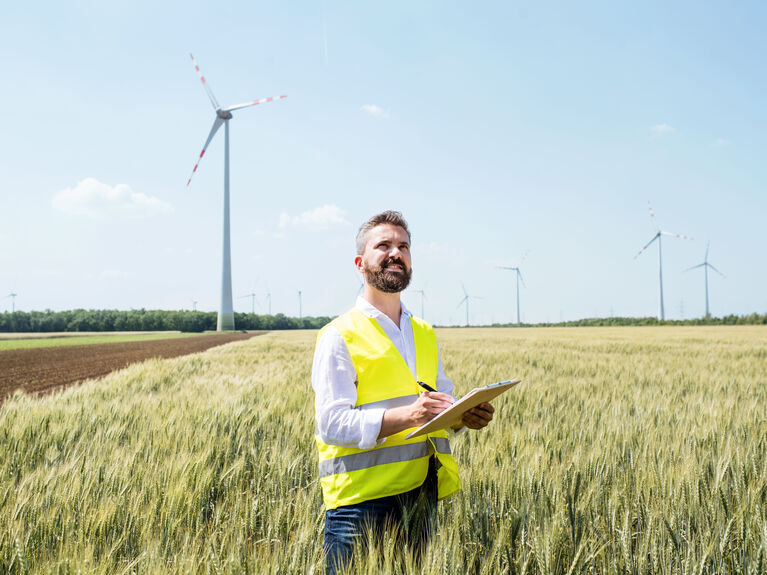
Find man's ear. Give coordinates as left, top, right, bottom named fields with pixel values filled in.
left=354, top=255, right=364, bottom=273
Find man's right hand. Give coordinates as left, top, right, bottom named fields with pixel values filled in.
left=408, top=392, right=455, bottom=425
left=378, top=391, right=454, bottom=439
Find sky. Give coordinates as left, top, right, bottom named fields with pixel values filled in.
left=1, top=1, right=766, bottom=326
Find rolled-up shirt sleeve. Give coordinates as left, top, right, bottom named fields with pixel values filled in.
left=312, top=326, right=385, bottom=449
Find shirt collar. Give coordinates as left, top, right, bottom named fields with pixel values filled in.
left=355, top=295, right=411, bottom=320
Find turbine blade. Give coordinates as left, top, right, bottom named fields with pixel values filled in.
left=685, top=263, right=706, bottom=272
left=518, top=270, right=526, bottom=288
left=648, top=201, right=659, bottom=232
left=190, top=53, right=220, bottom=110
left=661, top=231, right=693, bottom=240
left=633, top=233, right=659, bottom=259
left=708, top=263, right=725, bottom=277
left=456, top=296, right=467, bottom=309
left=705, top=240, right=710, bottom=262
left=186, top=117, right=224, bottom=187
left=224, top=95, right=287, bottom=113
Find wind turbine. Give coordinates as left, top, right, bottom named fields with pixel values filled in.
left=414, top=289, right=426, bottom=320
left=239, top=292, right=259, bottom=314
left=186, top=54, right=286, bottom=331
left=634, top=202, right=692, bottom=320
left=298, top=290, right=303, bottom=319
left=266, top=291, right=272, bottom=315
left=497, top=264, right=526, bottom=324
left=685, top=241, right=725, bottom=318
left=3, top=291, right=17, bottom=313
left=192, top=300, right=198, bottom=312
left=456, top=284, right=482, bottom=327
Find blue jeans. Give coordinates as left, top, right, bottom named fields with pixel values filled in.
left=323, top=458, right=438, bottom=575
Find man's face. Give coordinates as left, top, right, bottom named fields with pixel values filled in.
left=356, top=223, right=412, bottom=293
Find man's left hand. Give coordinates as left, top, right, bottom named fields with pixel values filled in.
left=462, top=402, right=494, bottom=430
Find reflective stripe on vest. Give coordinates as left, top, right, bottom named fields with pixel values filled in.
left=318, top=437, right=454, bottom=478
left=315, top=308, right=461, bottom=510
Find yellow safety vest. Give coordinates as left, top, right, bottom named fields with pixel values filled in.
left=315, top=308, right=461, bottom=510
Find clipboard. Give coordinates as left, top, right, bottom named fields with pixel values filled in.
left=405, top=378, right=521, bottom=439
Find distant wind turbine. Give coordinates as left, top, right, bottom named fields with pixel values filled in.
left=456, top=284, right=482, bottom=327
left=498, top=263, right=526, bottom=325
left=239, top=292, right=259, bottom=314
left=685, top=241, right=725, bottom=318
left=634, top=202, right=692, bottom=320
left=192, top=300, right=198, bottom=312
left=266, top=291, right=272, bottom=315
left=298, top=290, right=303, bottom=319
left=3, top=291, right=17, bottom=313
left=414, top=289, right=426, bottom=320
left=186, top=54, right=286, bottom=331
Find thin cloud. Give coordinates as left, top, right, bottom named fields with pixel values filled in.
left=650, top=123, right=675, bottom=135
left=52, top=178, right=172, bottom=218
left=279, top=205, right=351, bottom=230
left=361, top=104, right=390, bottom=118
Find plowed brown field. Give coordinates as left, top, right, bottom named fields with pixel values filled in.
left=0, top=332, right=263, bottom=400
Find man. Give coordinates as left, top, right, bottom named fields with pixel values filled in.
left=312, top=210, right=495, bottom=573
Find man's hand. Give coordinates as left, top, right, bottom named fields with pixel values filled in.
left=461, top=402, right=494, bottom=430
left=378, top=391, right=453, bottom=439
left=409, top=392, right=455, bottom=426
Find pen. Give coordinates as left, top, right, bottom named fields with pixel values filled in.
left=417, top=380, right=437, bottom=393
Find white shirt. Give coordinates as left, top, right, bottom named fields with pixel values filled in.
left=312, top=296, right=455, bottom=450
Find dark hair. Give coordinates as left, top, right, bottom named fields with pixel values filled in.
left=355, top=210, right=411, bottom=255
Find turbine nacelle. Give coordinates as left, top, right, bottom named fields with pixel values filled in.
left=217, top=109, right=234, bottom=120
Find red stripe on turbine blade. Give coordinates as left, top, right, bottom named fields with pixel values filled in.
left=193, top=165, right=198, bottom=172
left=201, top=77, right=206, bottom=83
left=200, top=150, right=205, bottom=157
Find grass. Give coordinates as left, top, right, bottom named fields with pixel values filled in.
left=0, top=332, right=202, bottom=351
left=0, top=326, right=765, bottom=574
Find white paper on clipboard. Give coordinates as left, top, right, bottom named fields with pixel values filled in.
left=405, top=378, right=521, bottom=439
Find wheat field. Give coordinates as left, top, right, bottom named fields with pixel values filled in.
left=1, top=326, right=766, bottom=574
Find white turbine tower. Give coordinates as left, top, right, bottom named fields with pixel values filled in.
left=186, top=54, right=286, bottom=331
left=456, top=284, right=482, bottom=327
left=498, top=264, right=526, bottom=324
left=685, top=241, right=725, bottom=318
left=634, top=202, right=692, bottom=320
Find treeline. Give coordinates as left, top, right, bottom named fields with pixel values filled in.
left=0, top=309, right=332, bottom=333
left=489, top=313, right=767, bottom=328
